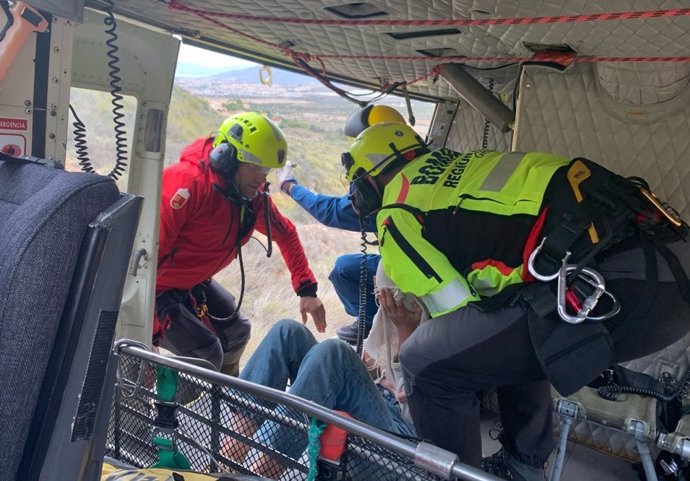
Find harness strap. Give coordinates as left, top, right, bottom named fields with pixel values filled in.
left=534, top=211, right=592, bottom=278
left=377, top=202, right=426, bottom=225
left=652, top=236, right=690, bottom=306
left=535, top=163, right=637, bottom=278
left=611, top=232, right=658, bottom=343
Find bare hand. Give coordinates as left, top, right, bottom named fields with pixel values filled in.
left=377, top=287, right=421, bottom=338
left=300, top=295, right=327, bottom=333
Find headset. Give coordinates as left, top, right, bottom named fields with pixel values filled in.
left=349, top=170, right=384, bottom=218
left=340, top=151, right=382, bottom=218
left=209, top=123, right=244, bottom=179
left=209, top=141, right=236, bottom=175
left=342, top=147, right=427, bottom=218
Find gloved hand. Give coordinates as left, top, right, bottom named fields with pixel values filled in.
left=278, top=160, right=297, bottom=194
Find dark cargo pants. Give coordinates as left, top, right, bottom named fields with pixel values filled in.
left=400, top=241, right=690, bottom=468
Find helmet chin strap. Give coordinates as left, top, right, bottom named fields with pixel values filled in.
left=232, top=176, right=256, bottom=202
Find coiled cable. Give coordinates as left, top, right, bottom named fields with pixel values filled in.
left=481, top=78, right=495, bottom=149
left=69, top=0, right=129, bottom=180
left=598, top=370, right=690, bottom=402
left=355, top=221, right=369, bottom=357
left=103, top=0, right=128, bottom=180
left=69, top=104, right=94, bottom=173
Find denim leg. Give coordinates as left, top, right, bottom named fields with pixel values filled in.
left=255, top=338, right=408, bottom=459
left=328, top=253, right=379, bottom=327
left=240, top=319, right=317, bottom=389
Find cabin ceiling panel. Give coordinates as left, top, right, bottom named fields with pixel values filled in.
left=91, top=0, right=690, bottom=100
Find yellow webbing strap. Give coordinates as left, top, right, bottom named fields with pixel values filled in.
left=101, top=462, right=223, bottom=480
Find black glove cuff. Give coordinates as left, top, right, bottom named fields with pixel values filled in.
left=296, top=282, right=318, bottom=297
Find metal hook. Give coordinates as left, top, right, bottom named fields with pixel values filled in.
left=556, top=264, right=620, bottom=324
left=527, top=237, right=569, bottom=282
left=114, top=339, right=151, bottom=398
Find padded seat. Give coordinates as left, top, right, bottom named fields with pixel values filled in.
left=0, top=158, right=142, bottom=481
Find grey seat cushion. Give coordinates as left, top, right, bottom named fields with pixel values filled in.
left=0, top=161, right=119, bottom=481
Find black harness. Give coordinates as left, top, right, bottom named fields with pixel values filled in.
left=520, top=157, right=689, bottom=395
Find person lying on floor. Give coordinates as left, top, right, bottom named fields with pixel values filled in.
left=221, top=265, right=426, bottom=478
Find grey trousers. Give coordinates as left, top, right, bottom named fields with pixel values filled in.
left=399, top=241, right=690, bottom=468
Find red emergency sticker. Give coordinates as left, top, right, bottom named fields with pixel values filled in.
left=170, top=188, right=190, bottom=209
left=0, top=118, right=28, bottom=131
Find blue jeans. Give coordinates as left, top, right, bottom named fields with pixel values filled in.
left=328, top=253, right=380, bottom=328
left=240, top=319, right=415, bottom=460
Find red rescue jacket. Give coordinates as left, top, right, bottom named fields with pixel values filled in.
left=156, top=137, right=317, bottom=294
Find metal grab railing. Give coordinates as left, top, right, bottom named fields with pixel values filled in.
left=113, top=341, right=503, bottom=481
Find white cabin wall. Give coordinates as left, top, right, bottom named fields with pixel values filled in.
left=513, top=62, right=690, bottom=220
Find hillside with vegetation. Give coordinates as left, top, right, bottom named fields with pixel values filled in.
left=65, top=75, right=434, bottom=359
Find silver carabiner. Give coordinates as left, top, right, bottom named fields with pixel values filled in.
left=527, top=237, right=569, bottom=282
left=556, top=264, right=621, bottom=324
left=569, top=269, right=621, bottom=322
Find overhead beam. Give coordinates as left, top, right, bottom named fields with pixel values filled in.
left=440, top=63, right=514, bottom=133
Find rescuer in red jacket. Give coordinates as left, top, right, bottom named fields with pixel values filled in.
left=154, top=112, right=326, bottom=376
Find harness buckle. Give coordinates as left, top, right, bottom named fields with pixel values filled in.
left=640, top=187, right=684, bottom=229
left=195, top=302, right=208, bottom=318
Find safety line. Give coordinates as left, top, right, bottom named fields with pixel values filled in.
left=169, top=1, right=690, bottom=28
left=315, top=54, right=690, bottom=63
left=170, top=0, right=690, bottom=98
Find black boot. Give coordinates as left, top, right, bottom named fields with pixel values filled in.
left=481, top=449, right=547, bottom=481
left=336, top=320, right=371, bottom=344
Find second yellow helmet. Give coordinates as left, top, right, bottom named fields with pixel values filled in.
left=342, top=122, right=426, bottom=182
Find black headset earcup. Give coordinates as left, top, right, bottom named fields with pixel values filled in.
left=350, top=174, right=382, bottom=217
left=209, top=142, right=236, bottom=175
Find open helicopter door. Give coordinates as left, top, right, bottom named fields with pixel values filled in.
left=69, top=7, right=179, bottom=346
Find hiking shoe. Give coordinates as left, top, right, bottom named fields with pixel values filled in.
left=481, top=449, right=546, bottom=481
left=336, top=320, right=371, bottom=344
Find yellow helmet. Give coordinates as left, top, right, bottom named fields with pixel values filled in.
left=344, top=104, right=405, bottom=138
left=213, top=112, right=287, bottom=168
left=342, top=122, right=426, bottom=182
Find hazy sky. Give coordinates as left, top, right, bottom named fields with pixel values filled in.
left=178, top=43, right=256, bottom=68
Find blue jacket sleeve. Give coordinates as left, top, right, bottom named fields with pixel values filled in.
left=289, top=184, right=376, bottom=232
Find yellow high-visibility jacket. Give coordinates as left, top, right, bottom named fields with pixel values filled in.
left=377, top=149, right=568, bottom=317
